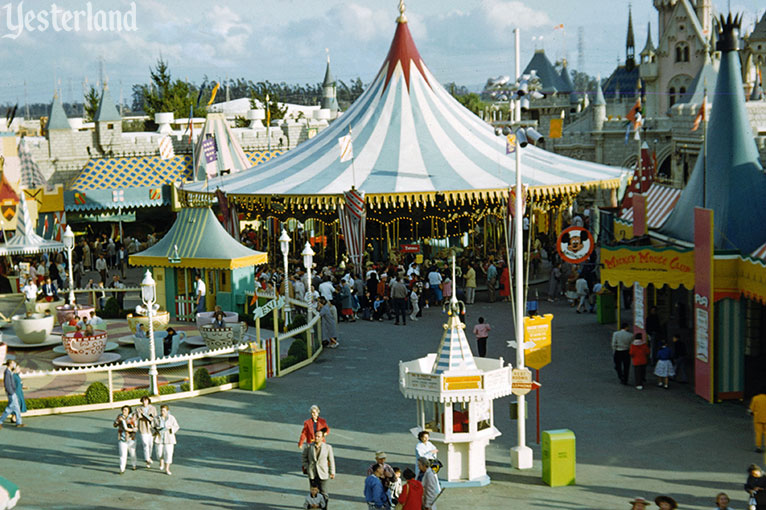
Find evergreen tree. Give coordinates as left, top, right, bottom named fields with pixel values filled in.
left=83, top=85, right=100, bottom=122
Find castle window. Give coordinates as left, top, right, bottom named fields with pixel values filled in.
left=675, top=42, right=690, bottom=63
left=679, top=87, right=686, bottom=96
left=669, top=87, right=676, bottom=107
left=107, top=123, right=114, bottom=129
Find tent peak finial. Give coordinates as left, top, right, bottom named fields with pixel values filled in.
left=397, top=0, right=407, bottom=23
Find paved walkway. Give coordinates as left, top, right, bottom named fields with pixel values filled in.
left=0, top=291, right=756, bottom=509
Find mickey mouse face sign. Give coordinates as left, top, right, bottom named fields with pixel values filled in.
left=556, top=226, right=594, bottom=264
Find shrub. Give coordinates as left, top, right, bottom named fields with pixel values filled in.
left=193, top=367, right=214, bottom=390
left=102, top=297, right=121, bottom=318
left=280, top=355, right=298, bottom=370
left=287, top=338, right=308, bottom=362
left=85, top=382, right=109, bottom=404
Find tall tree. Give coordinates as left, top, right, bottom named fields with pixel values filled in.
left=141, top=58, right=206, bottom=119
left=83, top=85, right=100, bottom=122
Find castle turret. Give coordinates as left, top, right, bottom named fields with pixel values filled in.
left=592, top=80, right=606, bottom=132
left=46, top=93, right=70, bottom=133
left=321, top=55, right=339, bottom=118
left=626, top=6, right=636, bottom=71
left=94, top=83, right=122, bottom=154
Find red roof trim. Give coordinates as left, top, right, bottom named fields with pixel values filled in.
left=380, top=21, right=430, bottom=92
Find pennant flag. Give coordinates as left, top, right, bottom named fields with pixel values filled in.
left=626, top=97, right=642, bottom=130
left=633, top=112, right=643, bottom=140
left=5, top=104, right=17, bottom=129
left=18, top=138, right=47, bottom=189
left=338, top=134, right=353, bottom=162
left=266, top=93, right=271, bottom=126
left=505, top=133, right=516, bottom=154
left=549, top=118, right=563, bottom=139
left=554, top=24, right=564, bottom=30
left=159, top=135, right=175, bottom=160
left=691, top=102, right=705, bottom=132
left=207, top=82, right=220, bottom=106
left=624, top=122, right=631, bottom=145
left=338, top=188, right=366, bottom=270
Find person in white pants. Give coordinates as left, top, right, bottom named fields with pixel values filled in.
left=113, top=405, right=137, bottom=474
left=409, top=288, right=419, bottom=321
left=135, top=396, right=157, bottom=468
left=154, top=404, right=180, bottom=475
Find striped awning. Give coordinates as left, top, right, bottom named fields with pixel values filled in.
left=182, top=17, right=627, bottom=204
left=751, top=242, right=766, bottom=262
left=620, top=183, right=682, bottom=229
left=129, top=207, right=267, bottom=269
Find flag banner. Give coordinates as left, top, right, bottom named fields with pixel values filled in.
left=202, top=137, right=218, bottom=164
left=338, top=188, right=366, bottom=270
left=338, top=134, right=353, bottom=162
left=626, top=98, right=642, bottom=130
left=207, top=82, right=220, bottom=106
left=17, top=139, right=47, bottom=189
left=549, top=118, right=563, bottom=139
left=554, top=23, right=564, bottom=30
left=159, top=136, right=175, bottom=160
left=691, top=102, right=705, bottom=132
left=505, top=133, right=516, bottom=154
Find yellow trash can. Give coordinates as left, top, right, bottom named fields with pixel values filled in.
left=239, top=344, right=266, bottom=391
left=542, top=429, right=575, bottom=487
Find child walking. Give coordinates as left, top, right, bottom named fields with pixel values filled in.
left=654, top=340, right=675, bottom=389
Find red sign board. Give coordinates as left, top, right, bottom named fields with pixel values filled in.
left=556, top=226, right=594, bottom=264
left=400, top=244, right=420, bottom=253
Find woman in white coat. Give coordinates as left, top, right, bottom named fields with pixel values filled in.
left=153, top=404, right=180, bottom=475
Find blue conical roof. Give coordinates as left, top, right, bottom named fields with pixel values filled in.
left=46, top=94, right=70, bottom=131
left=95, top=84, right=121, bottom=122
left=523, top=50, right=559, bottom=94
left=660, top=17, right=766, bottom=253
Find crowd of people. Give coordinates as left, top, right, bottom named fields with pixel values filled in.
left=611, top=323, right=688, bottom=391
left=111, top=397, right=180, bottom=475
left=298, top=404, right=442, bottom=510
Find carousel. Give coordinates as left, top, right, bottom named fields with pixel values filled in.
left=177, top=3, right=628, bottom=268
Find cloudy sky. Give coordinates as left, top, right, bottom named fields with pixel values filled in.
left=0, top=0, right=763, bottom=104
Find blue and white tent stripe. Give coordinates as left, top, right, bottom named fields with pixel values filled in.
left=432, top=319, right=477, bottom=374
left=0, top=194, right=64, bottom=255
left=186, top=39, right=627, bottom=196
left=193, top=114, right=250, bottom=180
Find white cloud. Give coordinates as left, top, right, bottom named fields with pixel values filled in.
left=481, top=0, right=552, bottom=36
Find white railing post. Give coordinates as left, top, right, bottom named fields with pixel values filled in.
left=108, top=369, right=113, bottom=404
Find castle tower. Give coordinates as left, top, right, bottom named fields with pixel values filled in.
left=592, top=80, right=606, bottom=163
left=94, top=83, right=122, bottom=155
left=626, top=6, right=636, bottom=71
left=640, top=22, right=659, bottom=116
left=321, top=54, right=339, bottom=118
left=695, top=0, right=713, bottom=39
left=45, top=93, right=72, bottom=159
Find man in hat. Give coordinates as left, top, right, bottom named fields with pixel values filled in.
left=366, top=451, right=395, bottom=492
left=630, top=497, right=652, bottom=510
left=0, top=360, right=24, bottom=429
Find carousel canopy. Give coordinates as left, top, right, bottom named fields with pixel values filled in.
left=183, top=9, right=627, bottom=205
left=129, top=207, right=267, bottom=269
left=0, top=193, right=64, bottom=256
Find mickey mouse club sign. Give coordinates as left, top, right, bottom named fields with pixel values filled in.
left=556, top=226, right=594, bottom=264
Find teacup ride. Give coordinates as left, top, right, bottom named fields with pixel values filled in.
left=196, top=322, right=249, bottom=355
left=195, top=311, right=239, bottom=329
left=8, top=313, right=56, bottom=347
left=126, top=310, right=170, bottom=334
left=133, top=330, right=186, bottom=361
left=32, top=299, right=66, bottom=324
left=53, top=329, right=121, bottom=367
left=54, top=304, right=94, bottom=333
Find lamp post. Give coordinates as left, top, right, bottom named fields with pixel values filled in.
left=495, top=124, right=544, bottom=470
left=62, top=225, right=75, bottom=306
left=138, top=270, right=159, bottom=395
left=279, top=228, right=292, bottom=327
left=302, top=242, right=315, bottom=318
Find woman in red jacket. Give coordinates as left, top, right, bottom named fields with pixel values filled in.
left=629, top=334, right=650, bottom=391
left=397, top=468, right=423, bottom=510
left=298, top=404, right=330, bottom=449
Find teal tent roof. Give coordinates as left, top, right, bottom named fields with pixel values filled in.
left=659, top=18, right=766, bottom=253
left=46, top=94, right=70, bottom=131
left=129, top=207, right=267, bottom=269
left=95, top=85, right=121, bottom=122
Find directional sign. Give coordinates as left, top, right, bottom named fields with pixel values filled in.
left=512, top=367, right=533, bottom=396
left=253, top=295, right=285, bottom=320
left=524, top=313, right=553, bottom=370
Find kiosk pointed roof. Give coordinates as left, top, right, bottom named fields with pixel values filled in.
left=660, top=13, right=766, bottom=253
left=431, top=258, right=477, bottom=374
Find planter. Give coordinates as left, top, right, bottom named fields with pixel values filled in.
left=134, top=330, right=185, bottom=360
left=56, top=304, right=95, bottom=326
left=126, top=310, right=170, bottom=334
left=195, top=311, right=239, bottom=330
left=12, top=313, right=55, bottom=344
left=199, top=322, right=248, bottom=350
left=62, top=330, right=108, bottom=363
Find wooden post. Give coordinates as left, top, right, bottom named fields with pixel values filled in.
left=188, top=359, right=194, bottom=392
left=108, top=369, right=114, bottom=404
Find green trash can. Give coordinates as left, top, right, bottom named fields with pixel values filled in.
left=542, top=429, right=575, bottom=487
left=597, top=293, right=616, bottom=324
left=239, top=345, right=266, bottom=391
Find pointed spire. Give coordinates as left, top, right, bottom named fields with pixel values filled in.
left=641, top=22, right=655, bottom=55
left=95, top=83, right=121, bottom=122
left=626, top=5, right=636, bottom=70
left=594, top=77, right=606, bottom=106
left=397, top=0, right=407, bottom=23
left=46, top=93, right=70, bottom=131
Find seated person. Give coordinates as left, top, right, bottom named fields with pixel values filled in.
left=89, top=311, right=105, bottom=328
left=163, top=327, right=178, bottom=356
left=135, top=323, right=147, bottom=339
left=73, top=324, right=84, bottom=338
left=212, top=310, right=226, bottom=328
